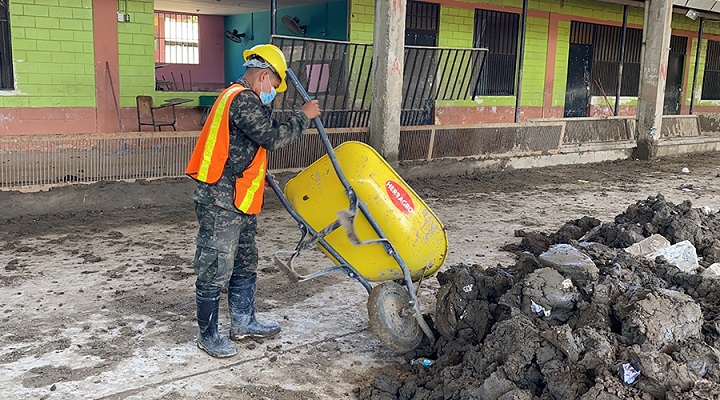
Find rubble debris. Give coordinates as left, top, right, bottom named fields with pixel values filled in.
left=702, top=263, right=720, bottom=279
left=359, top=194, right=720, bottom=399
left=646, top=240, right=700, bottom=274
left=625, top=234, right=671, bottom=257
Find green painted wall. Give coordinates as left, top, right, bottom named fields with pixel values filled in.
left=4, top=0, right=720, bottom=114
left=350, top=0, right=374, bottom=43
left=348, top=0, right=720, bottom=111
left=2, top=0, right=96, bottom=108
left=3, top=0, right=210, bottom=110
left=552, top=20, right=570, bottom=107
left=687, top=21, right=720, bottom=107
left=437, top=7, right=473, bottom=48
left=117, top=0, right=208, bottom=107
left=117, top=0, right=155, bottom=108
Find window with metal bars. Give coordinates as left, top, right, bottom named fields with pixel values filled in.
left=405, top=1, right=439, bottom=46
left=0, top=0, right=13, bottom=90
left=473, top=9, right=519, bottom=96
left=702, top=40, right=720, bottom=100
left=570, top=21, right=642, bottom=97
left=154, top=12, right=199, bottom=64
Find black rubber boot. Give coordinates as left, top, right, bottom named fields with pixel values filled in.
left=196, top=287, right=237, bottom=358
left=228, top=274, right=281, bottom=340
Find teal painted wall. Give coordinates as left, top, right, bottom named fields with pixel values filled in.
left=224, top=1, right=348, bottom=84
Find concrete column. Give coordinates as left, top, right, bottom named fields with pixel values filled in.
left=369, top=0, right=406, bottom=163
left=634, top=0, right=673, bottom=160
left=93, top=0, right=121, bottom=132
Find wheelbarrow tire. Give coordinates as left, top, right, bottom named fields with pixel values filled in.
left=367, top=281, right=423, bottom=353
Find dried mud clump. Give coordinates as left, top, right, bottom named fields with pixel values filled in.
left=359, top=195, right=720, bottom=399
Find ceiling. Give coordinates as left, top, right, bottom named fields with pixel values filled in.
left=154, top=0, right=720, bottom=19
left=598, top=0, right=720, bottom=20
left=673, top=0, right=720, bottom=13
left=154, top=0, right=332, bottom=15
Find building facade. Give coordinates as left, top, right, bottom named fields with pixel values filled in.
left=0, top=0, right=719, bottom=135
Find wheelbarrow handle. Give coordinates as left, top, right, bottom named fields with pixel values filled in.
left=285, top=68, right=313, bottom=103
left=285, top=68, right=357, bottom=203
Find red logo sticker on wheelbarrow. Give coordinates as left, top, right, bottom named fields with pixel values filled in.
left=385, top=180, right=415, bottom=214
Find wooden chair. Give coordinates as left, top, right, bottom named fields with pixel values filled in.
left=136, top=95, right=177, bottom=131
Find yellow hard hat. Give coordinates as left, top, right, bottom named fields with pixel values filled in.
left=243, top=44, right=288, bottom=93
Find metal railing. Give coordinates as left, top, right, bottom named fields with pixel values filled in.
left=0, top=133, right=198, bottom=189
left=1, top=120, right=575, bottom=191
left=271, top=35, right=486, bottom=127
left=272, top=35, right=374, bottom=128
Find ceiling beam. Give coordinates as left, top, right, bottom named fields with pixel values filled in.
left=595, top=0, right=720, bottom=22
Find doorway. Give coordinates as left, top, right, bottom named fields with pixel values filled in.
left=564, top=44, right=593, bottom=117
left=663, top=36, right=688, bottom=115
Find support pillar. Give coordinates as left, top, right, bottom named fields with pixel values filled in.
left=93, top=0, right=121, bottom=132
left=634, top=0, right=673, bottom=160
left=369, top=0, right=406, bottom=162
left=270, top=0, right=277, bottom=37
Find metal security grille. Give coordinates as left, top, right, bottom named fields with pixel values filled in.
left=669, top=35, right=688, bottom=55
left=272, top=36, right=374, bottom=128
left=405, top=1, right=439, bottom=46
left=272, top=35, right=486, bottom=128
left=406, top=1, right=439, bottom=31
left=473, top=9, right=519, bottom=96
left=570, top=21, right=643, bottom=97
left=572, top=21, right=687, bottom=99
left=403, top=46, right=486, bottom=125
left=154, top=12, right=200, bottom=64
left=0, top=0, right=13, bottom=90
left=702, top=40, right=720, bottom=100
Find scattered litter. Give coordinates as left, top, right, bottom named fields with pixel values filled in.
left=530, top=300, right=551, bottom=317
left=622, top=363, right=641, bottom=385
left=682, top=167, right=690, bottom=173
left=702, top=206, right=713, bottom=215
left=682, top=188, right=694, bottom=192
left=561, top=279, right=573, bottom=290
left=577, top=179, right=590, bottom=184
left=462, top=284, right=473, bottom=293
left=410, top=358, right=434, bottom=367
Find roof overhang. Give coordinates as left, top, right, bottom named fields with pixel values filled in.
left=598, top=0, right=720, bottom=21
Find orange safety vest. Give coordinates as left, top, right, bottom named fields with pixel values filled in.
left=186, top=84, right=267, bottom=215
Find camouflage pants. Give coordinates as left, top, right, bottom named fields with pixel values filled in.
left=193, top=203, right=258, bottom=290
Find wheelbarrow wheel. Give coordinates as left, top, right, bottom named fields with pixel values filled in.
left=367, top=281, right=423, bottom=353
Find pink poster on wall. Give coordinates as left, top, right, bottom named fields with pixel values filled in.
left=305, top=63, right=330, bottom=93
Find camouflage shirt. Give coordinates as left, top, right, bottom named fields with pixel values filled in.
left=193, top=78, right=310, bottom=212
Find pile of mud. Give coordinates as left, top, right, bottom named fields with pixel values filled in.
left=360, top=194, right=720, bottom=399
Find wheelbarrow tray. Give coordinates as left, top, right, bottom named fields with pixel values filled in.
left=284, top=141, right=447, bottom=282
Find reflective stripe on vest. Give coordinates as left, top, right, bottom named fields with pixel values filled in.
left=185, top=84, right=268, bottom=214
left=188, top=84, right=247, bottom=183
left=234, top=147, right=267, bottom=215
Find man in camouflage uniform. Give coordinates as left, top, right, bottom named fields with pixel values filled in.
left=189, top=44, right=321, bottom=358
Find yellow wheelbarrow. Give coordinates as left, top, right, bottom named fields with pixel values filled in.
left=266, top=69, right=448, bottom=352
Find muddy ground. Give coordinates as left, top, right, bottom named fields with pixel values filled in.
left=2, top=152, right=720, bottom=399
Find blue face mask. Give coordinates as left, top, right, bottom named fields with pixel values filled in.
left=243, top=59, right=278, bottom=105
left=260, top=83, right=276, bottom=105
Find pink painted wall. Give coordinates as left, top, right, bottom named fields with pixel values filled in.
left=155, top=14, right=225, bottom=91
